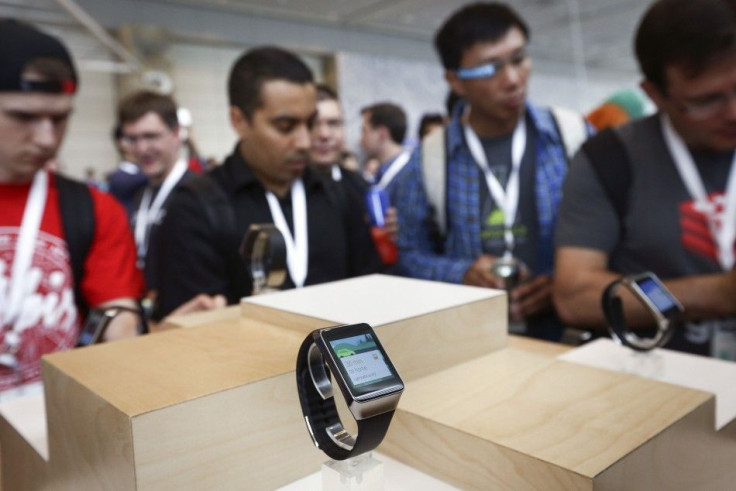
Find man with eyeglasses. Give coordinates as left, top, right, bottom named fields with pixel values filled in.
left=555, top=0, right=736, bottom=359
left=389, top=2, right=590, bottom=341
left=117, top=91, right=196, bottom=301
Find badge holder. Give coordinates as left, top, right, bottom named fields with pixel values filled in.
left=240, top=224, right=287, bottom=295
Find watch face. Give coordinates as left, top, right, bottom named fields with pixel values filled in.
left=321, top=323, right=403, bottom=400
left=79, top=309, right=112, bottom=345
left=632, top=274, right=683, bottom=318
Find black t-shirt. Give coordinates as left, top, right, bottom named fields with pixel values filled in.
left=478, top=115, right=539, bottom=273
left=153, top=144, right=382, bottom=319
left=557, top=115, right=736, bottom=357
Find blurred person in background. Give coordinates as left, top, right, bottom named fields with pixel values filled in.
left=107, top=124, right=148, bottom=214
left=586, top=87, right=652, bottom=131
left=310, top=86, right=399, bottom=266
left=117, top=90, right=197, bottom=305
left=418, top=112, right=446, bottom=140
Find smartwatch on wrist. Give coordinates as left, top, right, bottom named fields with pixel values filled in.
left=296, top=323, right=404, bottom=461
left=78, top=305, right=147, bottom=346
left=239, top=223, right=287, bottom=295
left=602, top=272, right=684, bottom=351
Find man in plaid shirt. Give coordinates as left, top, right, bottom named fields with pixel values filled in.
left=389, top=3, right=590, bottom=341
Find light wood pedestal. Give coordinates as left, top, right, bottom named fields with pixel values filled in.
left=1, top=275, right=734, bottom=490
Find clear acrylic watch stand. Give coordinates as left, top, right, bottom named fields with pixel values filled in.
left=321, top=452, right=384, bottom=490
left=622, top=349, right=664, bottom=379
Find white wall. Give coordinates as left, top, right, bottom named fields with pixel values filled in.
left=530, top=65, right=640, bottom=114
left=50, top=29, right=119, bottom=180
left=337, top=52, right=446, bottom=153
left=167, top=43, right=241, bottom=164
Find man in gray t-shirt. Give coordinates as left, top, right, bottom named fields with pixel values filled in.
left=554, top=0, right=736, bottom=360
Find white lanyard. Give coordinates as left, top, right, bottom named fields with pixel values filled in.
left=662, top=115, right=736, bottom=270
left=266, top=179, right=308, bottom=287
left=331, top=164, right=342, bottom=182
left=464, top=116, right=527, bottom=255
left=134, top=159, right=187, bottom=259
left=375, top=150, right=411, bottom=190
left=1, top=171, right=48, bottom=334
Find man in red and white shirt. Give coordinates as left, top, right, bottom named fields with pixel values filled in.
left=0, top=20, right=143, bottom=395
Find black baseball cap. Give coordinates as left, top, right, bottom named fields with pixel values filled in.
left=0, top=19, right=78, bottom=94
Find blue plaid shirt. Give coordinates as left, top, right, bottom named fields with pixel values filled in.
left=388, top=102, right=580, bottom=284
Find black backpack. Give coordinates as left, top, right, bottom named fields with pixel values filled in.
left=56, top=173, right=95, bottom=317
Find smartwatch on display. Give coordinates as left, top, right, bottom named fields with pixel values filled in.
left=78, top=305, right=148, bottom=346
left=602, top=272, right=684, bottom=351
left=296, top=323, right=404, bottom=461
left=239, top=223, right=287, bottom=295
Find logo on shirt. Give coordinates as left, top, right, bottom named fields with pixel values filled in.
left=679, top=192, right=735, bottom=264
left=481, top=209, right=528, bottom=242
left=0, top=228, right=78, bottom=390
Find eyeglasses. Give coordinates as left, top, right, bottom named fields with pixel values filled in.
left=669, top=89, right=736, bottom=121
left=120, top=131, right=167, bottom=147
left=455, top=49, right=529, bottom=80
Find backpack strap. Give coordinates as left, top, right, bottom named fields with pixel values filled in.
left=421, top=108, right=588, bottom=239
left=421, top=127, right=448, bottom=238
left=550, top=105, right=589, bottom=159
left=55, top=173, right=95, bottom=316
left=581, top=128, right=633, bottom=222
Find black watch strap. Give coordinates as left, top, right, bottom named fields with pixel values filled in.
left=602, top=280, right=626, bottom=342
left=296, top=336, right=395, bottom=461
left=601, top=278, right=674, bottom=352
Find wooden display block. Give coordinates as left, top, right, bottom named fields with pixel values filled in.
left=240, top=274, right=508, bottom=381
left=0, top=275, right=503, bottom=490
left=3, top=317, right=329, bottom=490
left=560, top=338, right=736, bottom=430
left=1, top=274, right=733, bottom=490
left=382, top=346, right=736, bottom=490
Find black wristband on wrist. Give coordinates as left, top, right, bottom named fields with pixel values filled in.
left=601, top=272, right=683, bottom=352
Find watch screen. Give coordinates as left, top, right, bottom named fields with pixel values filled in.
left=634, top=276, right=680, bottom=316
left=78, top=309, right=110, bottom=345
left=329, top=333, right=392, bottom=388
left=321, top=323, right=403, bottom=399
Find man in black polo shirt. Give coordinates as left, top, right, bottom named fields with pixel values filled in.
left=153, top=47, right=381, bottom=319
